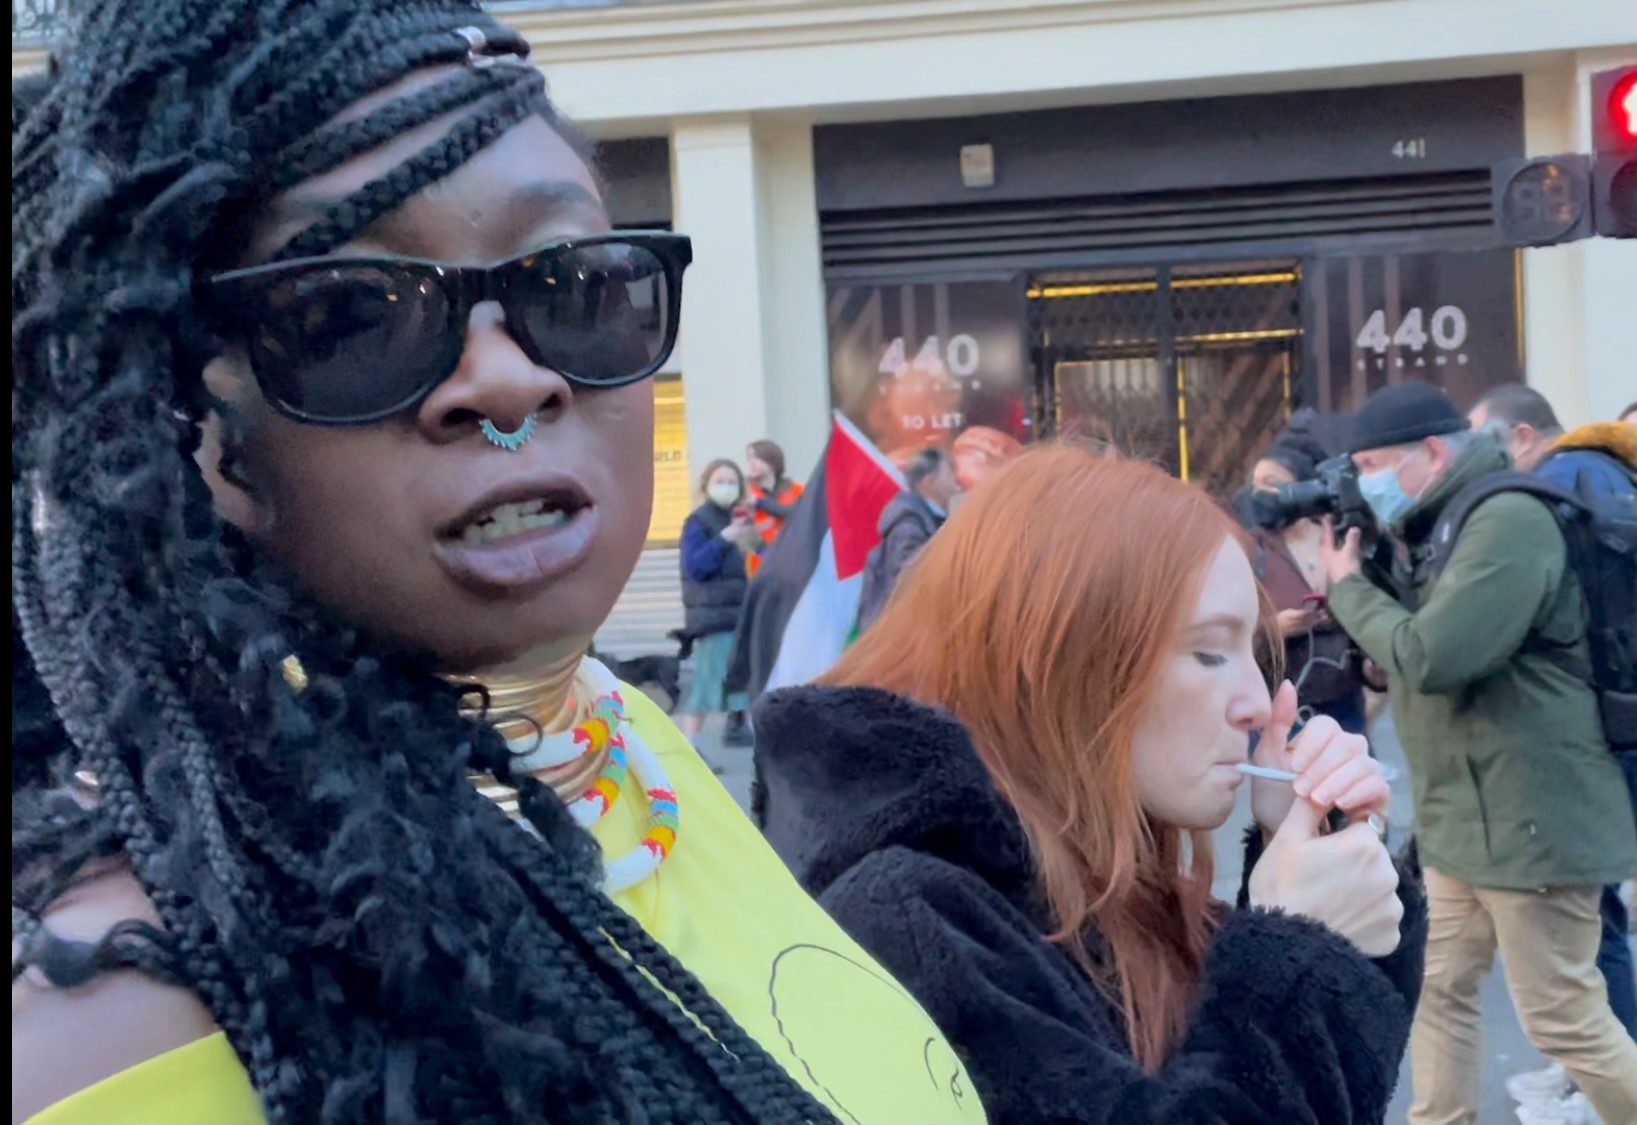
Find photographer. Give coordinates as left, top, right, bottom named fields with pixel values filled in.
left=1244, top=429, right=1370, bottom=736
left=1319, top=382, right=1637, bottom=1125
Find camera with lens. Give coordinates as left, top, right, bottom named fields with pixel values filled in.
left=1247, top=453, right=1376, bottom=545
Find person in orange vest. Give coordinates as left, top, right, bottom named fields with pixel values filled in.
left=745, top=439, right=804, bottom=580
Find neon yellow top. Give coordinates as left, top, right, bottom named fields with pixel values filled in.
left=27, top=687, right=986, bottom=1125
left=25, top=1032, right=258, bottom=1125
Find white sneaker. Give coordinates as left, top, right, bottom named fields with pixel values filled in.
left=1514, top=1090, right=1603, bottom=1125
left=1565, top=1092, right=1605, bottom=1125
left=1507, top=1063, right=1570, bottom=1108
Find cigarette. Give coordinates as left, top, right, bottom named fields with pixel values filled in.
left=1235, top=763, right=1300, bottom=783
left=1237, top=763, right=1390, bottom=839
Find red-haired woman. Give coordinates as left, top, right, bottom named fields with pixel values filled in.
left=752, top=445, right=1426, bottom=1124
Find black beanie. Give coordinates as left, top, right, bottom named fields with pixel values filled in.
left=1262, top=432, right=1329, bottom=482
left=1343, top=381, right=1470, bottom=454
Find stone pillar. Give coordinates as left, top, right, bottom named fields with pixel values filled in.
left=670, top=117, right=773, bottom=486
left=670, top=116, right=830, bottom=487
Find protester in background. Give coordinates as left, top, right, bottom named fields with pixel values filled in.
left=1324, top=383, right=1637, bottom=1125
left=1469, top=384, right=1637, bottom=1106
left=679, top=461, right=757, bottom=751
left=754, top=446, right=1424, bottom=1124
left=854, top=447, right=959, bottom=633
left=1468, top=382, right=1565, bottom=472
left=1472, top=382, right=1637, bottom=498
left=950, top=425, right=1024, bottom=492
left=727, top=440, right=803, bottom=745
left=745, top=439, right=804, bottom=580
left=1246, top=429, right=1370, bottom=736
left=12, top=7, right=984, bottom=1122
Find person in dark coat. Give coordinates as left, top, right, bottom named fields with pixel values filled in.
left=754, top=445, right=1427, bottom=1125
left=678, top=459, right=756, bottom=747
left=1535, top=417, right=1637, bottom=1048
left=1243, top=428, right=1372, bottom=736
left=855, top=446, right=959, bottom=633
left=1469, top=385, right=1637, bottom=1109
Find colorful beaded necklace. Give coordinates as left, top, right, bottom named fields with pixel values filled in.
left=500, top=658, right=679, bottom=894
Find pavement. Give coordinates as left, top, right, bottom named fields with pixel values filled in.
left=687, top=706, right=1634, bottom=1125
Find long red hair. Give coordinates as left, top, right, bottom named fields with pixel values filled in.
left=823, top=444, right=1252, bottom=1070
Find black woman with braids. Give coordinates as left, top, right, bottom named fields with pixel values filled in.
left=11, top=5, right=985, bottom=1123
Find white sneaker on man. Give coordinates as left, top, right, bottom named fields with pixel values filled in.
left=1514, top=1090, right=1603, bottom=1125
left=1507, top=1064, right=1570, bottom=1109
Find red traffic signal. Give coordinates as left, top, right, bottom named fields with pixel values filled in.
left=1590, top=68, right=1637, bottom=239
left=1592, top=67, right=1637, bottom=152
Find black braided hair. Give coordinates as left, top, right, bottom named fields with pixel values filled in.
left=11, top=5, right=838, bottom=1123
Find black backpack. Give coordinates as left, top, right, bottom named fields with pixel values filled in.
left=1423, top=457, right=1637, bottom=750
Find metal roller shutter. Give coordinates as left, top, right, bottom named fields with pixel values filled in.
left=822, top=170, right=1494, bottom=280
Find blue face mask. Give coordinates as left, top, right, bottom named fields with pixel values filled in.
left=1358, top=466, right=1415, bottom=527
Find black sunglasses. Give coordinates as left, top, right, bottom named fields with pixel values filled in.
left=203, top=231, right=693, bottom=425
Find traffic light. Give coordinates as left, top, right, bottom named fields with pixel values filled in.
left=1590, top=66, right=1637, bottom=239
left=1492, top=154, right=1593, bottom=246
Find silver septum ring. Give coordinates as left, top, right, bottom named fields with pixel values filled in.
left=479, top=416, right=535, bottom=452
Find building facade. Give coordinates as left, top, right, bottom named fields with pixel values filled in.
left=498, top=0, right=1636, bottom=518
left=15, top=0, right=1636, bottom=650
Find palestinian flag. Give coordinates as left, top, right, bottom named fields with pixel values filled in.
left=727, top=413, right=903, bottom=701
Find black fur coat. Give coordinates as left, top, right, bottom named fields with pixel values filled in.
left=751, top=685, right=1427, bottom=1125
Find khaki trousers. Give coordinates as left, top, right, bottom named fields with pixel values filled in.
left=1409, top=868, right=1637, bottom=1125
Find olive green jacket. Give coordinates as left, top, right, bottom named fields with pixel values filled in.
left=1327, top=434, right=1637, bottom=891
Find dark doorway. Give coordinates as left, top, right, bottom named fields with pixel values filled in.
left=1029, top=260, right=1303, bottom=499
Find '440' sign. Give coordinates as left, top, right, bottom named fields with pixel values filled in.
left=1309, top=248, right=1520, bottom=412
left=1353, top=305, right=1471, bottom=369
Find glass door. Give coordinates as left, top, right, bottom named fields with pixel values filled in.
left=1029, top=261, right=1303, bottom=500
